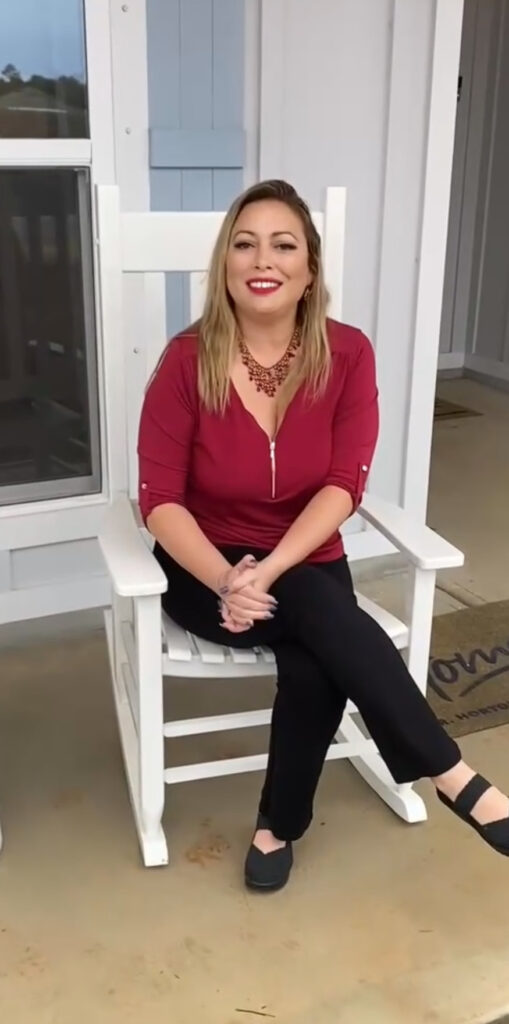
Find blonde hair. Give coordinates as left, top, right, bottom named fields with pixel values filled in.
left=198, top=179, right=331, bottom=412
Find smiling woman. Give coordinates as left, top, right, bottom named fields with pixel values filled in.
left=137, top=177, right=509, bottom=893
left=198, top=179, right=330, bottom=417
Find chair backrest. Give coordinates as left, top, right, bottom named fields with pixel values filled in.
left=95, top=185, right=346, bottom=498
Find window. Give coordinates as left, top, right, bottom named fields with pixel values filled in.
left=0, top=168, right=100, bottom=503
left=0, top=1, right=102, bottom=507
left=0, top=0, right=88, bottom=138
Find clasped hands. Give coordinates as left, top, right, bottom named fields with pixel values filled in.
left=216, top=555, right=278, bottom=634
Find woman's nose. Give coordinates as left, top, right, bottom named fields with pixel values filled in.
left=254, top=246, right=273, bottom=270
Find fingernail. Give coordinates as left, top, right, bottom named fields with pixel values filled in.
left=219, top=585, right=229, bottom=596
left=265, top=612, right=274, bottom=620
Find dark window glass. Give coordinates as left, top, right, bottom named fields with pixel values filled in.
left=0, top=168, right=100, bottom=504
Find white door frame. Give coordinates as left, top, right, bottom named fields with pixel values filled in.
left=446, top=0, right=509, bottom=382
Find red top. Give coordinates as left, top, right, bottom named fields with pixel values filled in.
left=138, top=318, right=379, bottom=563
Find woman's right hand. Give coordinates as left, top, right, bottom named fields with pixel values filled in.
left=217, top=555, right=277, bottom=631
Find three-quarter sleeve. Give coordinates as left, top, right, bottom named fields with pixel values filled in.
left=137, top=338, right=197, bottom=523
left=325, top=331, right=379, bottom=511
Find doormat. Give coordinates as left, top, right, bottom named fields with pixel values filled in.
left=434, top=396, right=482, bottom=420
left=427, top=600, right=509, bottom=738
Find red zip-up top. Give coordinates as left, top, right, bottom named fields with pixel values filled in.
left=138, top=318, right=379, bottom=563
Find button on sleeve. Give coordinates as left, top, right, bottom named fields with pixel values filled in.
left=137, top=340, right=197, bottom=524
left=325, top=332, right=379, bottom=512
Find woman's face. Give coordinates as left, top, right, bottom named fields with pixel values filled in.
left=226, top=199, right=312, bottom=320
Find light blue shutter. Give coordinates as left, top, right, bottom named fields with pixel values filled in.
left=147, top=0, right=245, bottom=337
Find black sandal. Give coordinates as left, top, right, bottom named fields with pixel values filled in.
left=437, top=773, right=509, bottom=856
left=244, top=814, right=293, bottom=892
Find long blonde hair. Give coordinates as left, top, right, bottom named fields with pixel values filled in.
left=198, top=179, right=331, bottom=412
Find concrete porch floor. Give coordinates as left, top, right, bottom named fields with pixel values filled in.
left=1, top=377, right=509, bottom=1024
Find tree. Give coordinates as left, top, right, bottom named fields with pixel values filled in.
left=1, top=64, right=23, bottom=83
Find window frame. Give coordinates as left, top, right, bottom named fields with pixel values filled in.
left=0, top=164, right=102, bottom=505
left=0, top=0, right=122, bottom=549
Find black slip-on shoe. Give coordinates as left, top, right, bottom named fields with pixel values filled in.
left=437, top=773, right=509, bottom=856
left=244, top=814, right=293, bottom=892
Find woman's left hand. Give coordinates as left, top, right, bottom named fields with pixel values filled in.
left=220, top=558, right=278, bottom=633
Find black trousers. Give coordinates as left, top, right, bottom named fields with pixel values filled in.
left=155, top=544, right=461, bottom=842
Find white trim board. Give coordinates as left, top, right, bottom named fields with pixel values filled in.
left=243, top=0, right=261, bottom=187
left=0, top=140, right=92, bottom=166
left=85, top=0, right=117, bottom=184
left=402, top=0, right=465, bottom=519
left=0, top=498, right=109, bottom=552
left=109, top=0, right=150, bottom=209
left=438, top=351, right=466, bottom=371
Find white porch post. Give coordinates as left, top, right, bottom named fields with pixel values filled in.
left=402, top=0, right=465, bottom=519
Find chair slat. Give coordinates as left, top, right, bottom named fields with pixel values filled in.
left=230, top=647, right=258, bottom=664
left=162, top=615, right=193, bottom=661
left=258, top=646, right=276, bottom=664
left=192, top=634, right=226, bottom=664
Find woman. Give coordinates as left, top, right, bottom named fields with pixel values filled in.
left=138, top=179, right=509, bottom=892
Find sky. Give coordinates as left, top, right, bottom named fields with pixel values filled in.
left=0, top=0, right=86, bottom=80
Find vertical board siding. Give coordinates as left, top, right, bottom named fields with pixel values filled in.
left=147, top=0, right=245, bottom=337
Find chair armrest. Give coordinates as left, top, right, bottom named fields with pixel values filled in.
left=358, top=493, right=464, bottom=571
left=98, top=496, right=168, bottom=597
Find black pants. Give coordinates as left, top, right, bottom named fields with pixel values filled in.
left=156, top=544, right=461, bottom=842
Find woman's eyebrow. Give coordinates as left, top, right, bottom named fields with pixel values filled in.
left=232, top=229, right=299, bottom=241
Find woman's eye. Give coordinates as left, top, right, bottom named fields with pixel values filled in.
left=276, top=242, right=297, bottom=251
left=233, top=241, right=252, bottom=250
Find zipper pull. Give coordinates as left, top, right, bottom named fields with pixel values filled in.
left=269, top=440, right=276, bottom=499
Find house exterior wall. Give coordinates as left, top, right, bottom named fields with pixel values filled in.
left=0, top=0, right=463, bottom=623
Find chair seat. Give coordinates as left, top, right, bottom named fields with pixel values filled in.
left=161, top=592, right=408, bottom=679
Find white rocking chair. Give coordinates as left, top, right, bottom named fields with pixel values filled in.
left=96, top=185, right=464, bottom=867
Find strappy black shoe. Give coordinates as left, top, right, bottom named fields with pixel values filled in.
left=244, top=814, right=293, bottom=891
left=437, top=773, right=509, bottom=856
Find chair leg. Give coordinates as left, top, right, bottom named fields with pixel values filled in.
left=406, top=565, right=436, bottom=694
left=336, top=713, right=428, bottom=824
left=133, top=595, right=167, bottom=866
left=106, top=597, right=168, bottom=867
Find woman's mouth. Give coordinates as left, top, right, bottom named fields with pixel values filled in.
left=246, top=279, right=282, bottom=295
